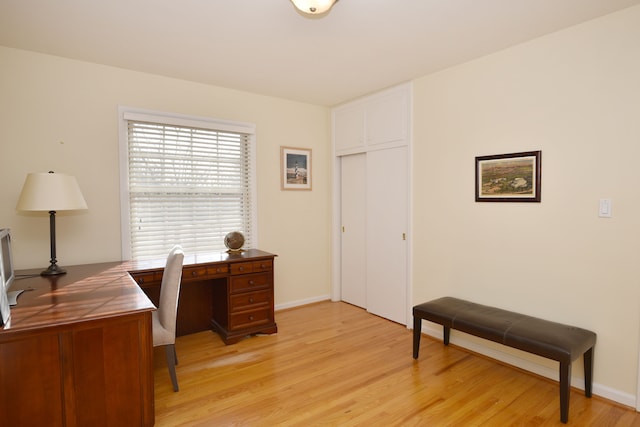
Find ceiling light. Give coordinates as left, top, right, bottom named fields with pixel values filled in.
left=290, top=0, right=338, bottom=15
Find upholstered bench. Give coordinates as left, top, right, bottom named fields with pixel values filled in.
left=413, top=297, right=596, bottom=423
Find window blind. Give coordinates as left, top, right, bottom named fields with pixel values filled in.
left=125, top=120, right=254, bottom=260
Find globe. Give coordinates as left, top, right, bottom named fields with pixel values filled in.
left=224, top=231, right=245, bottom=251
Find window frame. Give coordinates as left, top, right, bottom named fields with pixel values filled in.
left=118, top=106, right=257, bottom=260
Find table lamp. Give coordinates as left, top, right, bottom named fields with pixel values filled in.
left=16, top=171, right=88, bottom=276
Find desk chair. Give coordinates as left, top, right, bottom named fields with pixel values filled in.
left=152, top=245, right=184, bottom=392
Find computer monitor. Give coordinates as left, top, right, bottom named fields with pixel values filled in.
left=0, top=228, right=13, bottom=326
left=0, top=228, right=15, bottom=291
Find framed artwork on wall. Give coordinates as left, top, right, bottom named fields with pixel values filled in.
left=281, top=146, right=312, bottom=191
left=475, top=150, right=541, bottom=202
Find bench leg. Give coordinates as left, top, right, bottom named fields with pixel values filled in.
left=560, top=362, right=571, bottom=423
left=413, top=315, right=422, bottom=359
left=413, top=317, right=451, bottom=359
left=584, top=347, right=594, bottom=398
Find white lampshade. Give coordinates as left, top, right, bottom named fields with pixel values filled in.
left=290, top=0, right=337, bottom=15
left=16, top=172, right=88, bottom=212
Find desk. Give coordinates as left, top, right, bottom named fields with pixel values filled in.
left=128, top=249, right=278, bottom=344
left=0, top=249, right=277, bottom=426
left=0, top=262, right=155, bottom=427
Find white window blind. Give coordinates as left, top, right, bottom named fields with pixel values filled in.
left=121, top=111, right=255, bottom=260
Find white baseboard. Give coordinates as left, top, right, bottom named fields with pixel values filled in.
left=419, top=323, right=637, bottom=409
left=275, top=294, right=331, bottom=311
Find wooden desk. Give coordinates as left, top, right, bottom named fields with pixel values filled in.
left=128, top=249, right=278, bottom=344
left=0, top=262, right=155, bottom=427
left=0, top=249, right=277, bottom=426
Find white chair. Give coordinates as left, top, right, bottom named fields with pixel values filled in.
left=152, top=245, right=184, bottom=392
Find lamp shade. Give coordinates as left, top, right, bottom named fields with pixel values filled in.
left=16, top=172, right=88, bottom=212
left=290, top=0, right=337, bottom=14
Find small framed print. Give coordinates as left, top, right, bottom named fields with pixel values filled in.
left=475, top=151, right=541, bottom=202
left=281, top=146, right=312, bottom=191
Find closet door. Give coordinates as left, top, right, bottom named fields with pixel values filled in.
left=340, top=153, right=367, bottom=308
left=334, top=103, right=365, bottom=154
left=366, top=146, right=408, bottom=324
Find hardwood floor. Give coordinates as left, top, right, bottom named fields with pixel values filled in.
left=154, top=301, right=640, bottom=426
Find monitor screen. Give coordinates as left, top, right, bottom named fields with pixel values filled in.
left=0, top=228, right=12, bottom=326
left=0, top=228, right=14, bottom=292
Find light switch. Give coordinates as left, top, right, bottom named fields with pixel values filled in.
left=599, top=199, right=612, bottom=218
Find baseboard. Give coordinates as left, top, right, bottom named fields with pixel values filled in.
left=275, top=294, right=331, bottom=311
left=419, top=323, right=637, bottom=409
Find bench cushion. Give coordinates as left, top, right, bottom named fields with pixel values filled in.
left=413, top=297, right=596, bottom=364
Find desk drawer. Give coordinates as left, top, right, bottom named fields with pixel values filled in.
left=230, top=260, right=273, bottom=275
left=229, top=307, right=271, bottom=330
left=183, top=265, right=209, bottom=282
left=230, top=272, right=270, bottom=294
left=207, top=264, right=229, bottom=277
left=230, top=290, right=270, bottom=312
left=130, top=271, right=162, bottom=287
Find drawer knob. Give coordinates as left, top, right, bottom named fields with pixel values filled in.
left=138, top=278, right=144, bottom=284
left=249, top=297, right=254, bottom=303
left=248, top=280, right=254, bottom=285
left=192, top=271, right=197, bottom=276
left=239, top=266, right=245, bottom=271
left=249, top=315, right=254, bottom=321
left=216, top=268, right=222, bottom=273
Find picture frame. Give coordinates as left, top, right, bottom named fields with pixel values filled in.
left=475, top=150, right=541, bottom=202
left=281, top=146, right=312, bottom=191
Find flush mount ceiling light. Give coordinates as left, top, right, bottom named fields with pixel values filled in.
left=290, top=0, right=338, bottom=15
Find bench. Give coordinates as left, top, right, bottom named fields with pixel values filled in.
left=413, top=297, right=596, bottom=423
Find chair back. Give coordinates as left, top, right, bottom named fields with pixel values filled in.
left=157, top=245, right=184, bottom=335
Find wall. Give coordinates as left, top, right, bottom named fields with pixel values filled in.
left=412, top=5, right=640, bottom=405
left=0, top=46, right=332, bottom=308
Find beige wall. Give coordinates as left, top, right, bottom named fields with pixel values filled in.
left=412, top=5, right=640, bottom=403
left=0, top=46, right=332, bottom=307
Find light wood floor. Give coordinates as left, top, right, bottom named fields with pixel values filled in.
left=153, top=301, right=640, bottom=426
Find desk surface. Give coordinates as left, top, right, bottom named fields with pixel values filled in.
left=128, top=248, right=276, bottom=272
left=3, top=262, right=155, bottom=333
left=2, top=248, right=276, bottom=334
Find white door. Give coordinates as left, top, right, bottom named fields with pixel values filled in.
left=366, top=146, right=408, bottom=324
left=340, top=153, right=367, bottom=308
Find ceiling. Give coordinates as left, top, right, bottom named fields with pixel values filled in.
left=1, top=0, right=639, bottom=106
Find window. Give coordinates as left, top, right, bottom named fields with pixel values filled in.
left=119, top=107, right=257, bottom=260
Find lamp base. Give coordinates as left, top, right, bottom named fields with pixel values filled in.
left=41, top=264, right=67, bottom=276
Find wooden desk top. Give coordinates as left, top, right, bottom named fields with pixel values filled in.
left=1, top=249, right=276, bottom=334
left=2, top=262, right=155, bottom=334
left=127, top=248, right=276, bottom=272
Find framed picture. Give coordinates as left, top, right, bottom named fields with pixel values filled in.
left=475, top=150, right=541, bottom=202
left=281, top=146, right=312, bottom=191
